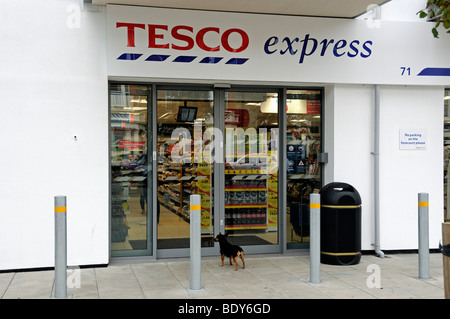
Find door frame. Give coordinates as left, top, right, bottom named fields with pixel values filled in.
left=109, top=82, right=155, bottom=258
left=155, top=84, right=218, bottom=258
left=219, top=86, right=284, bottom=256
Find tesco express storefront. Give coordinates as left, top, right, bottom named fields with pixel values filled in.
left=105, top=4, right=448, bottom=261
left=1, top=2, right=448, bottom=271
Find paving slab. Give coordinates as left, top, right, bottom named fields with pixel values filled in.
left=0, top=253, right=446, bottom=300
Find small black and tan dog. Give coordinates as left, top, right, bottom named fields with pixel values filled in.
left=214, top=233, right=245, bottom=271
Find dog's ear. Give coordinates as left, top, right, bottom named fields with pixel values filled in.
left=224, top=233, right=229, bottom=237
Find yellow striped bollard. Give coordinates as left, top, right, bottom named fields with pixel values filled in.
left=310, top=193, right=320, bottom=284
left=54, top=195, right=67, bottom=298
left=418, top=193, right=430, bottom=279
left=190, top=194, right=202, bottom=290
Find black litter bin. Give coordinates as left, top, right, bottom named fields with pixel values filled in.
left=320, top=182, right=362, bottom=265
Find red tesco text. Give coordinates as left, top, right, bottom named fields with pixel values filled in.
left=116, top=22, right=249, bottom=53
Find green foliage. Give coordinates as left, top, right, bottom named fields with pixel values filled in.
left=417, top=0, right=450, bottom=38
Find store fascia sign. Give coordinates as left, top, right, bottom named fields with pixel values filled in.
left=107, top=5, right=450, bottom=85
left=115, top=22, right=374, bottom=65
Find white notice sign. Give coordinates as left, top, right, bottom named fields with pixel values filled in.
left=399, top=129, right=427, bottom=150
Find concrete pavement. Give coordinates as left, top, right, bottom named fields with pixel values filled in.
left=0, top=252, right=445, bottom=299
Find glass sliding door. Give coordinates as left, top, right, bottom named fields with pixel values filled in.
left=224, top=90, right=279, bottom=246
left=157, top=89, right=215, bottom=250
left=286, top=89, right=322, bottom=249
left=110, top=84, right=152, bottom=256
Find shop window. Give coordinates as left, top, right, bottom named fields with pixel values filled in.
left=110, top=84, right=151, bottom=256
left=286, top=90, right=322, bottom=249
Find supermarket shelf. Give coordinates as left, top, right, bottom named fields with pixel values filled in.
left=225, top=186, right=267, bottom=191
left=225, top=203, right=267, bottom=208
left=225, top=224, right=267, bottom=230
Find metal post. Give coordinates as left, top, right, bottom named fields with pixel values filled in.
left=373, top=84, right=384, bottom=258
left=190, top=195, right=202, bottom=290
left=418, top=193, right=430, bottom=279
left=309, top=193, right=320, bottom=284
left=54, top=195, right=67, bottom=298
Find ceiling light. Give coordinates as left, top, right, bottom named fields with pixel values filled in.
left=130, top=99, right=147, bottom=103
left=124, top=106, right=146, bottom=111
left=260, top=97, right=277, bottom=113
left=159, top=112, right=170, bottom=119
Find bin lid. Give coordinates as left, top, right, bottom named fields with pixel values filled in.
left=320, top=182, right=362, bottom=206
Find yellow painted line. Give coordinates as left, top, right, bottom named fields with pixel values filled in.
left=310, top=203, right=320, bottom=209
left=190, top=205, right=201, bottom=210
left=54, top=206, right=66, bottom=213
left=321, top=251, right=360, bottom=256
left=321, top=205, right=360, bottom=209
left=418, top=202, right=429, bottom=207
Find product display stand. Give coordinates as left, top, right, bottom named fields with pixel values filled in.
left=224, top=169, right=268, bottom=231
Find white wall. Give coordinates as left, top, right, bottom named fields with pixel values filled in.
left=324, top=84, right=375, bottom=250
left=379, top=86, right=443, bottom=250
left=0, top=0, right=108, bottom=270
left=324, top=84, right=444, bottom=252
